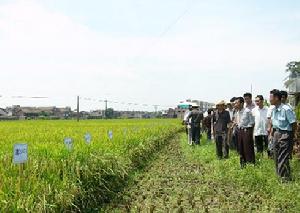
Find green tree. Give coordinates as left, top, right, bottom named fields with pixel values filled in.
left=286, top=61, right=300, bottom=76
left=105, top=108, right=114, bottom=119
left=285, top=61, right=300, bottom=89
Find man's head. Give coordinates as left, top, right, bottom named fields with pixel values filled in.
left=207, top=108, right=213, bottom=115
left=243, top=93, right=252, bottom=106
left=230, top=97, right=236, bottom=104
left=235, top=97, right=244, bottom=110
left=191, top=103, right=199, bottom=110
left=227, top=102, right=233, bottom=110
left=255, top=95, right=264, bottom=108
left=216, top=100, right=226, bottom=112
left=270, top=89, right=282, bottom=105
left=280, top=90, right=288, bottom=104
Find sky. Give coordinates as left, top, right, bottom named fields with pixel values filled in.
left=0, top=0, right=299, bottom=111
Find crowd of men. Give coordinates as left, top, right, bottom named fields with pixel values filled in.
left=183, top=89, right=297, bottom=181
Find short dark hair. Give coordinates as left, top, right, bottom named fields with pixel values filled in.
left=243, top=93, right=252, bottom=99
left=208, top=108, right=214, bottom=114
left=270, top=89, right=282, bottom=100
left=236, top=97, right=244, bottom=104
left=280, top=90, right=288, bottom=98
left=256, top=95, right=264, bottom=101
left=230, top=97, right=236, bottom=102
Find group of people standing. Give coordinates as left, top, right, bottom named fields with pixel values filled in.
left=183, top=90, right=297, bottom=181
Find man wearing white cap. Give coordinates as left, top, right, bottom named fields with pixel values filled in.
left=183, top=104, right=193, bottom=145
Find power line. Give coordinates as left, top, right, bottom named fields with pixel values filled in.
left=79, top=96, right=174, bottom=109
left=0, top=94, right=175, bottom=110
left=128, top=0, right=195, bottom=67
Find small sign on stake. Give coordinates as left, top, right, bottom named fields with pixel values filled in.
left=84, top=133, right=92, bottom=145
left=13, top=143, right=28, bottom=164
left=108, top=130, right=113, bottom=140
left=64, top=138, right=73, bottom=150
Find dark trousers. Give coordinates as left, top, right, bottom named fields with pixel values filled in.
left=238, top=128, right=255, bottom=166
left=191, top=126, right=201, bottom=145
left=229, top=132, right=238, bottom=151
left=233, top=128, right=239, bottom=153
left=273, top=131, right=293, bottom=180
left=255, top=135, right=268, bottom=153
left=207, top=128, right=212, bottom=140
left=215, top=133, right=229, bottom=159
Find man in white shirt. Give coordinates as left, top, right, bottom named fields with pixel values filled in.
left=252, top=95, right=269, bottom=154
left=244, top=93, right=255, bottom=111
left=226, top=102, right=234, bottom=121
left=281, top=90, right=293, bottom=109
left=183, top=105, right=192, bottom=145
left=234, top=97, right=255, bottom=167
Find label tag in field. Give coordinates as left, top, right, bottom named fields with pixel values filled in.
left=64, top=138, right=73, bottom=150
left=13, top=143, right=28, bottom=164
left=85, top=133, right=92, bottom=144
left=108, top=130, right=113, bottom=140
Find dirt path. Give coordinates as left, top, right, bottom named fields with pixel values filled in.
left=105, top=136, right=205, bottom=212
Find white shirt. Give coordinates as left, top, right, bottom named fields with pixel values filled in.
left=245, top=102, right=255, bottom=111
left=267, top=105, right=275, bottom=119
left=252, top=106, right=269, bottom=136
left=226, top=109, right=234, bottom=121
left=237, top=108, right=255, bottom=128
left=183, top=110, right=191, bottom=122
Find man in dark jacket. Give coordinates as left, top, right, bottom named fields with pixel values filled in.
left=213, top=100, right=231, bottom=159
left=203, top=108, right=214, bottom=140
left=187, top=104, right=204, bottom=145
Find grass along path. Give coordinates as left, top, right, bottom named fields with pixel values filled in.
left=106, top=134, right=300, bottom=212
left=105, top=134, right=203, bottom=212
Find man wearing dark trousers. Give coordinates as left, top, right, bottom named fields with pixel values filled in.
left=270, top=89, right=297, bottom=181
left=188, top=104, right=203, bottom=145
left=252, top=95, right=269, bottom=154
left=203, top=108, right=213, bottom=140
left=183, top=104, right=193, bottom=145
left=281, top=90, right=293, bottom=109
left=234, top=97, right=255, bottom=167
left=244, top=92, right=255, bottom=110
left=213, top=100, right=231, bottom=159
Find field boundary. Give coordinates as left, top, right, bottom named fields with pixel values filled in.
left=72, top=129, right=183, bottom=211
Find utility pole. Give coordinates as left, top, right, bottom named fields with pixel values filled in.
left=77, top=96, right=80, bottom=122
left=251, top=84, right=253, bottom=94
left=154, top=105, right=158, bottom=116
left=104, top=99, right=108, bottom=119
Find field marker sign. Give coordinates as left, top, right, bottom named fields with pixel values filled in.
left=85, top=133, right=92, bottom=145
left=13, top=143, right=28, bottom=164
left=108, top=130, right=113, bottom=140
left=64, top=138, right=73, bottom=150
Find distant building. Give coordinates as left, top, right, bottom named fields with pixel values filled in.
left=88, top=110, right=103, bottom=119
left=0, top=108, right=8, bottom=116
left=162, top=108, right=177, bottom=118
left=3, top=106, right=72, bottom=119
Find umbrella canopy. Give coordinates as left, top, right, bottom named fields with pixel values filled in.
left=178, top=102, right=193, bottom=109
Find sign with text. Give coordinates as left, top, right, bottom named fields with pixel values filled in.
left=13, top=143, right=28, bottom=164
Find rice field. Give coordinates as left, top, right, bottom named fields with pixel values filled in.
left=0, top=119, right=181, bottom=212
